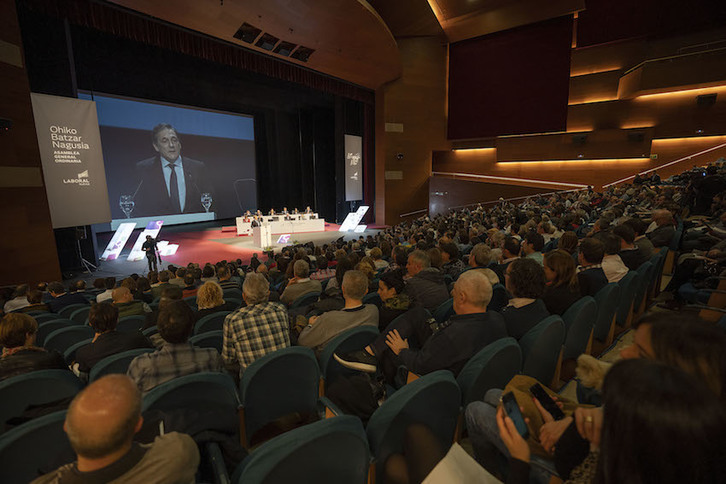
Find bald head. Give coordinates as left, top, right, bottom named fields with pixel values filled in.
left=652, top=209, right=673, bottom=226
left=454, top=270, right=493, bottom=311
left=112, top=286, right=132, bottom=303
left=65, top=375, right=142, bottom=459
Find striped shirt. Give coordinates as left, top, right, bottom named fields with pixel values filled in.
left=222, top=301, right=290, bottom=377
left=127, top=342, right=224, bottom=394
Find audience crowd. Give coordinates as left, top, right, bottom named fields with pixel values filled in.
left=1, top=161, right=725, bottom=483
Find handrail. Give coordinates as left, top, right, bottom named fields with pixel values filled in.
left=623, top=46, right=726, bottom=76
left=602, top=142, right=726, bottom=188
left=399, top=208, right=428, bottom=218
left=446, top=187, right=589, bottom=211
left=677, top=39, right=726, bottom=55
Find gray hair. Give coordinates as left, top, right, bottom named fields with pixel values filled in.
left=243, top=273, right=270, bottom=305
left=408, top=250, right=431, bottom=269
left=342, top=270, right=369, bottom=301
left=456, top=270, right=493, bottom=308
left=469, top=243, right=492, bottom=267
left=293, top=259, right=310, bottom=278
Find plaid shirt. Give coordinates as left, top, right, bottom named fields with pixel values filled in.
left=222, top=301, right=290, bottom=377
left=127, top=342, right=225, bottom=394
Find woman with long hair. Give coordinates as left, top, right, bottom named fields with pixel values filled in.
left=542, top=249, right=581, bottom=315
left=498, top=358, right=726, bottom=484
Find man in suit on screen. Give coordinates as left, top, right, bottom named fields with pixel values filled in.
left=131, top=123, right=212, bottom=217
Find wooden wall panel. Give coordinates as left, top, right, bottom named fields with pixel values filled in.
left=432, top=148, right=655, bottom=190
left=496, top=128, right=653, bottom=162
left=567, top=88, right=726, bottom=138
left=378, top=37, right=450, bottom=224
left=568, top=69, right=622, bottom=104
left=0, top=0, right=61, bottom=285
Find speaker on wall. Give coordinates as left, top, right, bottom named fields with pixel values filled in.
left=696, top=93, right=717, bottom=106
left=572, top=133, right=587, bottom=145
left=627, top=131, right=645, bottom=143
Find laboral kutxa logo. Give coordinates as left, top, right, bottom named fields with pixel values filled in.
left=63, top=170, right=90, bottom=186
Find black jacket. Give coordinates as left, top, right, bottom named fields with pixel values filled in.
left=619, top=247, right=648, bottom=271
left=647, top=224, right=676, bottom=248
left=0, top=348, right=69, bottom=381
left=543, top=284, right=581, bottom=316
left=75, top=331, right=154, bottom=374
left=397, top=311, right=508, bottom=377
left=47, top=293, right=88, bottom=313
left=403, top=268, right=450, bottom=312
left=577, top=267, right=608, bottom=297
left=500, top=299, right=550, bottom=340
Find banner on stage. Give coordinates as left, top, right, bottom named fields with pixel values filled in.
left=344, top=134, right=363, bottom=201
left=340, top=206, right=369, bottom=232
left=127, top=220, right=164, bottom=261
left=30, top=93, right=111, bottom=228
left=100, top=222, right=136, bottom=261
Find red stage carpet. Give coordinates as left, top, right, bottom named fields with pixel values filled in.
left=152, top=222, right=342, bottom=267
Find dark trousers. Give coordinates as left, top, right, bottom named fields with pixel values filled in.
left=147, top=254, right=158, bottom=272
left=370, top=306, right=434, bottom=384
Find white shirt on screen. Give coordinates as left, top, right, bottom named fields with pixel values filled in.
left=162, top=156, right=186, bottom=212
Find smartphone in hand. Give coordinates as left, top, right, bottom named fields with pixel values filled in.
left=529, top=383, right=566, bottom=421
left=501, top=392, right=529, bottom=439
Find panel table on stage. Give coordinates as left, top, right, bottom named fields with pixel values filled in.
left=235, top=213, right=325, bottom=236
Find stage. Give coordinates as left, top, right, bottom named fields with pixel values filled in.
left=88, top=219, right=382, bottom=280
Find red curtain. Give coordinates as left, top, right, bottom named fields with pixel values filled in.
left=448, top=16, right=573, bottom=139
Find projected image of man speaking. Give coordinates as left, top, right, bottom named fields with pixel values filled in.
left=131, top=123, right=212, bottom=217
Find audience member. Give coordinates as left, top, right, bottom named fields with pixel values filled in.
left=31, top=375, right=199, bottom=483
left=75, top=303, right=153, bottom=378
left=369, top=247, right=389, bottom=270
left=576, top=238, right=608, bottom=297
left=542, top=250, right=581, bottom=316
left=522, top=232, right=545, bottom=265
left=47, top=281, right=89, bottom=313
left=112, top=287, right=150, bottom=318
left=150, top=270, right=174, bottom=299
left=335, top=270, right=506, bottom=382
left=297, top=270, right=378, bottom=356
left=222, top=273, right=290, bottom=379
left=127, top=301, right=224, bottom=393
left=402, top=250, right=449, bottom=312
left=440, top=242, right=466, bottom=279
left=216, top=266, right=239, bottom=291
left=96, top=277, right=116, bottom=303
left=376, top=270, right=411, bottom=331
left=600, top=233, right=629, bottom=283
left=501, top=258, right=549, bottom=339
left=647, top=209, right=676, bottom=248
left=196, top=281, right=239, bottom=320
left=169, top=266, right=187, bottom=287
left=280, top=260, right=323, bottom=305
left=16, top=289, right=50, bottom=314
left=0, top=313, right=67, bottom=381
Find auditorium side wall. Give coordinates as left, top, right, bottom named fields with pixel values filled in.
left=0, top=0, right=62, bottom=286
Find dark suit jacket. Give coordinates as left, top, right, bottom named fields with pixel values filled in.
left=47, top=293, right=89, bottom=313
left=647, top=225, right=676, bottom=248
left=75, top=331, right=153, bottom=374
left=133, top=156, right=211, bottom=217
left=577, top=267, right=608, bottom=297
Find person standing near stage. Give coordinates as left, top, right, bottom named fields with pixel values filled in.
left=142, top=235, right=159, bottom=272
